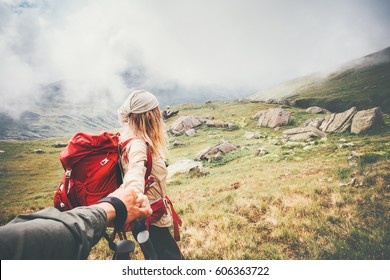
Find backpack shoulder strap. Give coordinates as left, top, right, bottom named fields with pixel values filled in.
left=119, top=138, right=153, bottom=192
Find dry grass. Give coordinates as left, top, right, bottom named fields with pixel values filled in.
left=1, top=100, right=389, bottom=259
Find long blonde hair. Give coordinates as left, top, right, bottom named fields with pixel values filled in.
left=126, top=106, right=167, bottom=157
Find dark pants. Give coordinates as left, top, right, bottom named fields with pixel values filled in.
left=141, top=225, right=183, bottom=260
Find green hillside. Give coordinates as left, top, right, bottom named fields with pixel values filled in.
left=249, top=47, right=390, bottom=114
left=1, top=100, right=389, bottom=260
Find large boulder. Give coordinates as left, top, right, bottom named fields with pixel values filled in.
left=351, top=107, right=384, bottom=134
left=283, top=126, right=327, bottom=141
left=196, top=141, right=238, bottom=161
left=257, top=108, right=292, bottom=128
left=319, top=107, right=357, bottom=133
left=304, top=118, right=324, bottom=129
left=306, top=106, right=330, bottom=114
left=167, top=159, right=205, bottom=180
left=169, top=116, right=202, bottom=135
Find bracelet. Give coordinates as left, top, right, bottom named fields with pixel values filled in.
left=98, top=196, right=127, bottom=229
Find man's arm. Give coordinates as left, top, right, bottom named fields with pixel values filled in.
left=0, top=189, right=151, bottom=260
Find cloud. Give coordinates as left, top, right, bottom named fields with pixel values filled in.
left=1, top=0, right=389, bottom=117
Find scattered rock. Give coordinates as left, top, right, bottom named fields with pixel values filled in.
left=304, top=118, right=324, bottom=129
left=52, top=141, right=67, bottom=148
left=255, top=147, right=268, bottom=156
left=34, top=149, right=44, bottom=154
left=339, top=138, right=347, bottom=143
left=185, top=129, right=196, bottom=137
left=351, top=107, right=385, bottom=134
left=195, top=141, right=238, bottom=161
left=206, top=120, right=225, bottom=128
left=167, top=159, right=205, bottom=180
left=172, top=139, right=183, bottom=147
left=170, top=116, right=203, bottom=135
left=338, top=142, right=355, bottom=149
left=225, top=123, right=238, bottom=130
left=0, top=150, right=5, bottom=153
left=267, top=98, right=296, bottom=106
left=243, top=131, right=263, bottom=139
left=319, top=107, right=357, bottom=133
left=283, top=126, right=327, bottom=141
left=306, top=106, right=330, bottom=114
left=257, top=108, right=292, bottom=128
left=162, top=109, right=179, bottom=120
left=339, top=178, right=356, bottom=187
left=348, top=151, right=360, bottom=166
left=231, top=182, right=241, bottom=189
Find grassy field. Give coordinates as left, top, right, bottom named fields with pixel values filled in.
left=0, top=100, right=389, bottom=259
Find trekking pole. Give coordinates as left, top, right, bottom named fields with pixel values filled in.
left=132, top=220, right=158, bottom=260
left=114, top=239, right=136, bottom=260
left=103, top=232, right=135, bottom=260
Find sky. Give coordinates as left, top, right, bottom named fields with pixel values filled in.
left=0, top=0, right=390, bottom=117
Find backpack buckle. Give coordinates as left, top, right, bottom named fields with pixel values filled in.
left=65, top=169, right=72, bottom=178
left=100, top=158, right=109, bottom=166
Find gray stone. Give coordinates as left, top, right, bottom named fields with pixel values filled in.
left=306, top=106, right=330, bottom=114
left=206, top=120, right=225, bottom=128
left=351, top=107, right=384, bottom=134
left=255, top=147, right=268, bottom=156
left=170, top=116, right=203, bottom=135
left=167, top=159, right=205, bottom=180
left=185, top=129, right=196, bottom=137
left=304, top=118, right=324, bottom=128
left=283, top=126, right=327, bottom=141
left=319, top=107, right=357, bottom=133
left=196, top=141, right=238, bottom=160
left=257, top=108, right=292, bottom=128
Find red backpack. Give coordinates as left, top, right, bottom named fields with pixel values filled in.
left=53, top=131, right=151, bottom=211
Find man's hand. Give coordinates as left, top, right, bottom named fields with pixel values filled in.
left=109, top=188, right=152, bottom=224
left=95, top=188, right=152, bottom=226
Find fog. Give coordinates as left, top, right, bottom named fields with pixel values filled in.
left=1, top=0, right=390, bottom=117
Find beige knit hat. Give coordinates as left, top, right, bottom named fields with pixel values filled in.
left=117, top=89, right=159, bottom=123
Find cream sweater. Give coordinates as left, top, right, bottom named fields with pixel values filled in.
left=119, top=129, right=172, bottom=228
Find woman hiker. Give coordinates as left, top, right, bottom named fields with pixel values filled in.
left=117, top=89, right=183, bottom=260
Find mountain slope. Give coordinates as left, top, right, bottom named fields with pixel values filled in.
left=249, top=46, right=390, bottom=113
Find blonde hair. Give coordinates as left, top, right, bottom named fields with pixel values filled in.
left=127, top=106, right=167, bottom=157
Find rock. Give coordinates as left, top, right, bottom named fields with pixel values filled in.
left=304, top=118, right=324, bottom=129
left=170, top=116, right=202, bottom=135
left=225, top=123, right=238, bottom=130
left=255, top=147, right=268, bottom=156
left=243, top=131, right=262, bottom=139
left=52, top=141, right=67, bottom=148
left=338, top=142, right=354, bottom=149
left=231, top=182, right=241, bottom=189
left=205, top=100, right=212, bottom=104
left=162, top=109, right=179, bottom=120
left=172, top=140, right=183, bottom=147
left=306, top=106, right=330, bottom=114
left=167, top=159, right=205, bottom=180
left=34, top=149, right=44, bottom=154
left=257, top=108, right=292, bottom=128
left=206, top=120, right=225, bottom=128
left=339, top=138, right=347, bottom=143
left=339, top=178, right=356, bottom=187
left=348, top=151, right=360, bottom=166
left=351, top=107, right=384, bottom=134
left=283, top=126, right=327, bottom=141
left=0, top=150, right=5, bottom=153
left=195, top=141, right=238, bottom=160
left=319, top=107, right=357, bottom=133
left=185, top=129, right=196, bottom=137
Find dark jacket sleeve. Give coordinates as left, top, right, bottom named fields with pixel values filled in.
left=0, top=206, right=107, bottom=260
